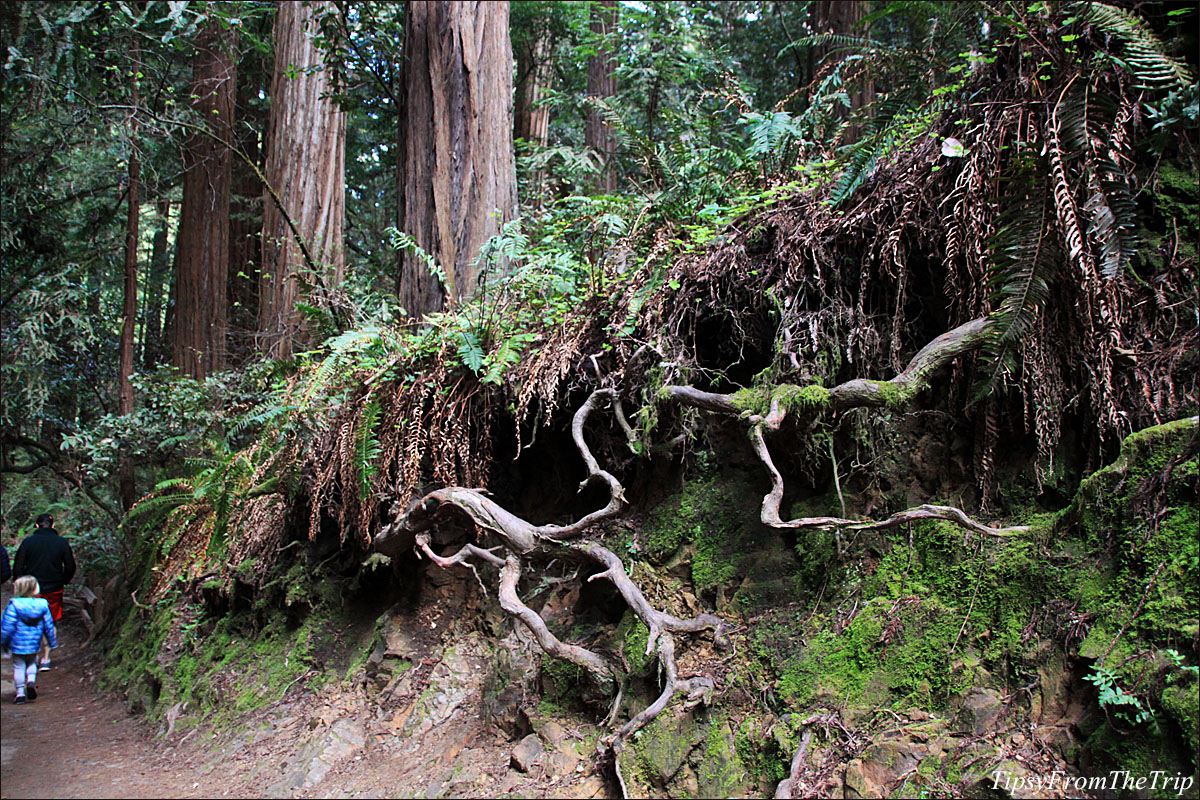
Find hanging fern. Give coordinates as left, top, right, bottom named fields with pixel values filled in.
left=354, top=395, right=382, bottom=501
left=1075, top=2, right=1194, bottom=90
left=976, top=166, right=1061, bottom=398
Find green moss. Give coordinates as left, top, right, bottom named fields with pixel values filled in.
left=1161, top=673, right=1199, bottom=761
left=641, top=474, right=764, bottom=596
left=1067, top=418, right=1198, bottom=682
left=776, top=383, right=830, bottom=414
left=696, top=720, right=750, bottom=797
left=1084, top=723, right=1194, bottom=798
left=540, top=653, right=585, bottom=709
left=616, top=611, right=653, bottom=675
left=865, top=379, right=903, bottom=407
left=735, top=716, right=788, bottom=784
left=728, top=383, right=829, bottom=418
left=729, top=386, right=770, bottom=416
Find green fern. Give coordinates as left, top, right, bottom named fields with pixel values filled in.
left=456, top=329, right=485, bottom=373
left=829, top=95, right=945, bottom=207
left=975, top=167, right=1061, bottom=397
left=483, top=332, right=535, bottom=386
left=354, top=395, right=382, bottom=501
left=1075, top=2, right=1194, bottom=89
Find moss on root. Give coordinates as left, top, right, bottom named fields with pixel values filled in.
left=729, top=383, right=830, bottom=418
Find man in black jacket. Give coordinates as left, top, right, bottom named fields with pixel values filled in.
left=13, top=513, right=76, bottom=669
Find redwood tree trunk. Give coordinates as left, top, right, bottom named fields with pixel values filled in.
left=258, top=0, right=345, bottom=360
left=117, top=60, right=140, bottom=511
left=228, top=41, right=268, bottom=365
left=172, top=19, right=235, bottom=379
left=585, top=0, right=618, bottom=194
left=514, top=23, right=552, bottom=208
left=397, top=0, right=517, bottom=316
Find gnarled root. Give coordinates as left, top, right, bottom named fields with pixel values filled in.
left=384, top=387, right=727, bottom=772
left=664, top=317, right=1029, bottom=541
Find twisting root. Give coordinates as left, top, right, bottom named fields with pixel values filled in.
left=664, top=317, right=1030, bottom=539
left=381, top=386, right=727, bottom=770
left=497, top=553, right=619, bottom=682
left=610, top=635, right=714, bottom=750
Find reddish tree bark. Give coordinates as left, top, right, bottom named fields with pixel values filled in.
left=397, top=0, right=517, bottom=316
left=585, top=0, right=618, bottom=193
left=228, top=43, right=267, bottom=364
left=258, top=0, right=345, bottom=360
left=171, top=19, right=236, bottom=379
left=514, top=20, right=553, bottom=207
left=117, top=56, right=140, bottom=511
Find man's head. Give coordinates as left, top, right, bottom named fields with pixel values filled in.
left=35, top=513, right=53, bottom=528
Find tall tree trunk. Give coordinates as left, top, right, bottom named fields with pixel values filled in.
left=397, top=0, right=517, bottom=317
left=117, top=57, right=140, bottom=512
left=514, top=24, right=552, bottom=208
left=808, top=1, right=873, bottom=143
left=142, top=198, right=171, bottom=370
left=585, top=0, right=618, bottom=194
left=258, top=0, right=345, bottom=361
left=229, top=40, right=268, bottom=365
left=172, top=19, right=235, bottom=379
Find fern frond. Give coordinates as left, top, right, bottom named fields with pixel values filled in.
left=456, top=329, right=485, bottom=373
left=975, top=166, right=1061, bottom=398
left=1077, top=2, right=1194, bottom=89
left=354, top=395, right=382, bottom=501
left=828, top=94, right=945, bottom=207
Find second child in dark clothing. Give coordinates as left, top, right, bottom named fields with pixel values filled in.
left=12, top=514, right=75, bottom=669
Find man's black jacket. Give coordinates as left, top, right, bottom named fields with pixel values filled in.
left=13, top=527, right=76, bottom=592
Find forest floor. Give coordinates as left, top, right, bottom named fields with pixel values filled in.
left=0, top=585, right=614, bottom=800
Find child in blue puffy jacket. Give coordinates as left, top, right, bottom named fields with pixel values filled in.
left=1, top=575, right=58, bottom=703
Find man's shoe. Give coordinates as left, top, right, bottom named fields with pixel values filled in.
left=14, top=694, right=26, bottom=704
left=38, top=660, right=51, bottom=671
left=26, top=684, right=36, bottom=700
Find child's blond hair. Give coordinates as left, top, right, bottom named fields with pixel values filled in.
left=13, top=575, right=40, bottom=598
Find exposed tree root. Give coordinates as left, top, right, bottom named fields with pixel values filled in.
left=774, top=729, right=813, bottom=799
left=377, top=319, right=1019, bottom=779
left=664, top=317, right=1029, bottom=540
left=385, top=387, right=727, bottom=765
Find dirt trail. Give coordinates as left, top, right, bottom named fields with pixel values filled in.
left=1, top=586, right=614, bottom=800
left=0, top=593, right=220, bottom=800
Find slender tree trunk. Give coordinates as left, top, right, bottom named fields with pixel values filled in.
left=142, top=198, right=171, bottom=369
left=397, top=0, right=517, bottom=316
left=172, top=19, right=235, bottom=379
left=585, top=0, right=618, bottom=194
left=117, top=57, right=140, bottom=511
left=514, top=26, right=552, bottom=208
left=258, top=0, right=345, bottom=360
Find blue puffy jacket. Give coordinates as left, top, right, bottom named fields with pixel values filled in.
left=1, top=597, right=57, bottom=655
